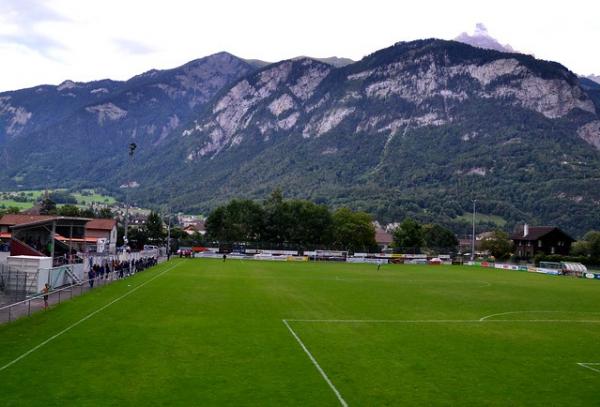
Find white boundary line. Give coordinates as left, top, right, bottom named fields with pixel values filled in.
left=577, top=363, right=600, bottom=374
left=0, top=261, right=182, bottom=373
left=286, top=317, right=600, bottom=395
left=285, top=319, right=600, bottom=324
left=479, top=310, right=600, bottom=321
left=282, top=319, right=348, bottom=407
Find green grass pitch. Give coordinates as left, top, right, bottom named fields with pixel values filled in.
left=1, top=258, right=599, bottom=406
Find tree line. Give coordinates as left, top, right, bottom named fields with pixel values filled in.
left=205, top=191, right=466, bottom=254
left=205, top=191, right=378, bottom=252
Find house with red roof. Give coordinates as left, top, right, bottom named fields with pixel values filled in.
left=86, top=218, right=118, bottom=254
left=0, top=214, right=118, bottom=255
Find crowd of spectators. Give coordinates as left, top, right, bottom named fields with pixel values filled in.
left=87, top=256, right=158, bottom=288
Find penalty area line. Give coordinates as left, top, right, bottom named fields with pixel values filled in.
left=0, top=261, right=182, bottom=373
left=283, top=319, right=348, bottom=407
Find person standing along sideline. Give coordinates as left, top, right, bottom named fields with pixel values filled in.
left=89, top=268, right=96, bottom=289
left=223, top=254, right=227, bottom=262
left=42, top=283, right=50, bottom=309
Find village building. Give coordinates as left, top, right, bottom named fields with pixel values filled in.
left=86, top=218, right=118, bottom=254
left=0, top=214, right=118, bottom=259
left=511, top=224, right=574, bottom=258
left=375, top=227, right=393, bottom=251
left=183, top=220, right=206, bottom=236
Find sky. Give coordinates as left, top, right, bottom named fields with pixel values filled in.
left=1, top=0, right=599, bottom=92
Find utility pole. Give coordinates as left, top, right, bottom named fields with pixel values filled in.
left=123, top=143, right=137, bottom=252
left=167, top=211, right=172, bottom=260
left=471, top=199, right=476, bottom=261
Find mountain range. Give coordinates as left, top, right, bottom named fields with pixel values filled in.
left=1, top=39, right=599, bottom=237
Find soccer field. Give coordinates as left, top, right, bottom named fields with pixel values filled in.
left=1, top=259, right=599, bottom=406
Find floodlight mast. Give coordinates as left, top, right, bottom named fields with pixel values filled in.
left=471, top=199, right=476, bottom=261
left=123, top=143, right=137, bottom=252
left=165, top=206, right=171, bottom=260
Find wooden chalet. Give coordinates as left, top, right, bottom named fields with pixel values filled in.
left=511, top=224, right=574, bottom=258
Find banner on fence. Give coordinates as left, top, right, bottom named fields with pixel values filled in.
left=287, top=256, right=308, bottom=262
left=347, top=257, right=387, bottom=264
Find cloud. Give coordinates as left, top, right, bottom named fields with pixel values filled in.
left=113, top=38, right=155, bottom=55
left=0, top=0, right=68, bottom=59
left=474, top=23, right=489, bottom=37
left=455, top=23, right=515, bottom=53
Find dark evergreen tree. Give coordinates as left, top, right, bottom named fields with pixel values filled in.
left=39, top=197, right=57, bottom=215
left=145, top=211, right=164, bottom=242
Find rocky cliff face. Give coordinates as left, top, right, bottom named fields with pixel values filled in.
left=0, top=52, right=258, bottom=187
left=2, top=39, right=600, bottom=235
left=181, top=40, right=599, bottom=163
left=143, top=39, right=600, bottom=235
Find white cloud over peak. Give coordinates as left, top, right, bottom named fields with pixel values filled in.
left=455, top=23, right=515, bottom=53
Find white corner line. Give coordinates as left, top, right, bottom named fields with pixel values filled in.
left=282, top=319, right=348, bottom=407
left=577, top=363, right=600, bottom=374
left=0, top=261, right=181, bottom=373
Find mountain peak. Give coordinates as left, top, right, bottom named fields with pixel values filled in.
left=292, top=56, right=355, bottom=67
left=587, top=74, right=600, bottom=85
left=455, top=23, right=515, bottom=53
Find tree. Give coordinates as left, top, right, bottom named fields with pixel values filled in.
left=480, top=230, right=512, bottom=259
left=48, top=191, right=77, bottom=204
left=286, top=200, right=333, bottom=246
left=97, top=207, right=113, bottom=219
left=39, top=197, right=57, bottom=215
left=571, top=241, right=589, bottom=256
left=206, top=200, right=264, bottom=242
left=332, top=208, right=377, bottom=252
left=205, top=206, right=227, bottom=241
left=422, top=224, right=458, bottom=253
left=263, top=189, right=289, bottom=244
left=57, top=205, right=80, bottom=217
left=393, top=218, right=424, bottom=253
left=581, top=231, right=600, bottom=260
left=79, top=207, right=96, bottom=218
left=145, top=211, right=164, bottom=242
left=0, top=206, right=20, bottom=216
left=127, top=227, right=148, bottom=250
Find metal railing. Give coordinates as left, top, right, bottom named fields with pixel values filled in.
left=0, top=256, right=166, bottom=325
left=0, top=264, right=39, bottom=302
